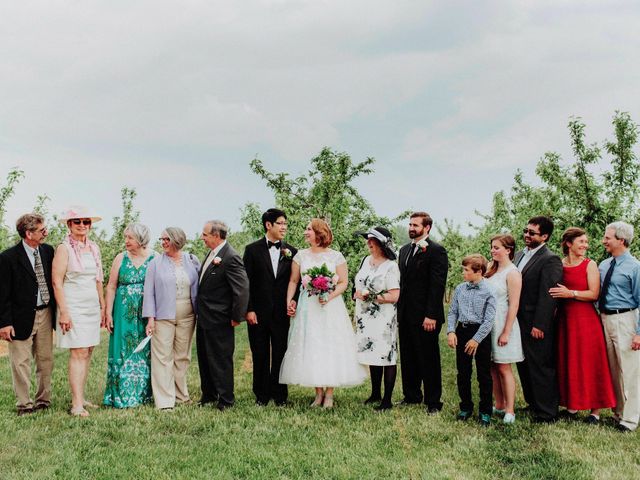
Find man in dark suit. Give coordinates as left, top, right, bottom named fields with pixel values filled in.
left=0, top=213, right=56, bottom=415
left=243, top=208, right=298, bottom=406
left=397, top=211, right=448, bottom=413
left=197, top=220, right=249, bottom=411
left=515, top=215, right=563, bottom=422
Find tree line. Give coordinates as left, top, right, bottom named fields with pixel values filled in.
left=1, top=111, right=638, bottom=300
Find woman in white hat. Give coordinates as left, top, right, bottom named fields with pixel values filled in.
left=52, top=206, right=105, bottom=417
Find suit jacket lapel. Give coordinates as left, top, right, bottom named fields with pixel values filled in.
left=521, top=245, right=547, bottom=277
left=17, top=244, right=37, bottom=281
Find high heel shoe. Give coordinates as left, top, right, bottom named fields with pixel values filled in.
left=310, top=394, right=324, bottom=407
left=322, top=395, right=334, bottom=409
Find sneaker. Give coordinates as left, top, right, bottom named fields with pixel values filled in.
left=492, top=407, right=505, bottom=417
left=478, top=413, right=491, bottom=426
left=503, top=413, right=516, bottom=424
left=456, top=410, right=472, bottom=421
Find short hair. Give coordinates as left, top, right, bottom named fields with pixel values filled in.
left=606, top=221, right=634, bottom=247
left=410, top=211, right=433, bottom=228
left=462, top=254, right=488, bottom=275
left=206, top=220, right=228, bottom=240
left=528, top=215, right=554, bottom=238
left=310, top=218, right=333, bottom=248
left=262, top=208, right=286, bottom=232
left=125, top=223, right=151, bottom=248
left=561, top=227, right=587, bottom=255
left=163, top=227, right=187, bottom=250
left=16, top=213, right=45, bottom=239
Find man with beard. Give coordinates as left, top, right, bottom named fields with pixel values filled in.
left=515, top=215, right=563, bottom=422
left=397, top=211, right=448, bottom=413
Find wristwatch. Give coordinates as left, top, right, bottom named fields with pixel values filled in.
left=572, top=290, right=578, bottom=298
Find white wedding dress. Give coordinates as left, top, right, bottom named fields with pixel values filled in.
left=279, top=249, right=367, bottom=387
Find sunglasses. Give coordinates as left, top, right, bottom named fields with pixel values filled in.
left=71, top=219, right=92, bottom=226
left=522, top=228, right=541, bottom=236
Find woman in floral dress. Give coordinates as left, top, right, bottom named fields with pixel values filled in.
left=354, top=227, right=401, bottom=410
left=103, top=223, right=155, bottom=408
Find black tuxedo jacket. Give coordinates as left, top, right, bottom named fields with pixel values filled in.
left=397, top=239, right=448, bottom=325
left=514, top=245, right=563, bottom=333
left=197, top=243, right=249, bottom=329
left=243, top=239, right=298, bottom=325
left=0, top=242, right=56, bottom=340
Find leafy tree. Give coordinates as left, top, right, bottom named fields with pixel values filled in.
left=241, top=148, right=410, bottom=291
left=0, top=167, right=25, bottom=250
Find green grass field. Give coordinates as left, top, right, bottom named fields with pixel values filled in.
left=1, top=331, right=639, bottom=480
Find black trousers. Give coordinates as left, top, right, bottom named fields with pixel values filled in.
left=398, top=320, right=443, bottom=409
left=516, top=323, right=559, bottom=419
left=247, top=319, right=289, bottom=403
left=196, top=324, right=235, bottom=407
left=455, top=324, right=492, bottom=415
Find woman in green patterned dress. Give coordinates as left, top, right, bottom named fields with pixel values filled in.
left=103, top=223, right=155, bottom=408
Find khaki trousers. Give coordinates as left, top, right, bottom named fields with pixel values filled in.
left=602, top=310, right=640, bottom=430
left=8, top=308, right=54, bottom=409
left=151, top=300, right=195, bottom=409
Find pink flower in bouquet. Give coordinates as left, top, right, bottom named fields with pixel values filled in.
left=301, top=274, right=312, bottom=289
left=311, top=275, right=330, bottom=291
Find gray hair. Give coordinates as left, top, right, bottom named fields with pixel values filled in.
left=163, top=226, right=187, bottom=250
left=16, top=213, right=45, bottom=238
left=206, top=220, right=228, bottom=240
left=125, top=223, right=151, bottom=248
left=606, top=221, right=634, bottom=247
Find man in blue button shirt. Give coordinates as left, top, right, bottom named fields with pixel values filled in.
left=599, top=221, right=640, bottom=432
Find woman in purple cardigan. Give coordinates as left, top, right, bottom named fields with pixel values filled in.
left=142, top=227, right=200, bottom=410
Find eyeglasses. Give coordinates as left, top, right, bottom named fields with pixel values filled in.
left=159, top=237, right=170, bottom=242
left=71, top=219, right=92, bottom=226
left=32, top=227, right=48, bottom=234
left=523, top=228, right=541, bottom=236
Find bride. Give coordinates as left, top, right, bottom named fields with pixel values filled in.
left=279, top=218, right=366, bottom=408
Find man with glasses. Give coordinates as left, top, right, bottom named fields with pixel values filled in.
left=599, top=221, right=640, bottom=432
left=514, top=215, right=562, bottom=422
left=242, top=208, right=298, bottom=406
left=0, top=213, right=56, bottom=415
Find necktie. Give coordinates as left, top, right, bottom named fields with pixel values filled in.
left=268, top=240, right=282, bottom=249
left=405, top=244, right=418, bottom=266
left=599, top=258, right=616, bottom=311
left=33, top=248, right=50, bottom=305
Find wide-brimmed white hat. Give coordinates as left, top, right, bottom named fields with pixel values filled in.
left=59, top=205, right=102, bottom=223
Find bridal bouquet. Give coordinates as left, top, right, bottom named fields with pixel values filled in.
left=301, top=263, right=338, bottom=303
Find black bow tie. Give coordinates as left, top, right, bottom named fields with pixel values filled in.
left=268, top=241, right=282, bottom=250
left=466, top=282, right=480, bottom=290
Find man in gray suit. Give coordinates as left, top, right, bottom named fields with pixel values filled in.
left=515, top=215, right=563, bottom=422
left=196, top=220, right=249, bottom=411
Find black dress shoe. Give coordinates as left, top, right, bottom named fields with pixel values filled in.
left=364, top=395, right=382, bottom=405
left=197, top=400, right=216, bottom=407
left=533, top=415, right=558, bottom=424
left=426, top=406, right=442, bottom=415
left=17, top=407, right=34, bottom=416
left=615, top=423, right=632, bottom=433
left=558, top=410, right=578, bottom=420
left=255, top=399, right=269, bottom=407
left=584, top=415, right=599, bottom=425
left=375, top=401, right=393, bottom=411
left=217, top=403, right=233, bottom=411
left=274, top=400, right=289, bottom=407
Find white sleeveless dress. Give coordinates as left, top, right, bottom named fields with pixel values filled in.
left=57, top=252, right=101, bottom=349
left=485, top=264, right=524, bottom=363
left=279, top=249, right=367, bottom=387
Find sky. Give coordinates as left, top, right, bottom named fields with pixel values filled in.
left=1, top=0, right=639, bottom=239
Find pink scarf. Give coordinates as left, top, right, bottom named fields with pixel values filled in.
left=65, top=234, right=104, bottom=282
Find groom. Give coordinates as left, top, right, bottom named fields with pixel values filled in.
left=243, top=208, right=298, bottom=406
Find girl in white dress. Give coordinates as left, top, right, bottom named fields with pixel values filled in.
left=485, top=234, right=524, bottom=424
left=280, top=219, right=367, bottom=408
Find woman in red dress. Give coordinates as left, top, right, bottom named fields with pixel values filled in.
left=549, top=227, right=616, bottom=424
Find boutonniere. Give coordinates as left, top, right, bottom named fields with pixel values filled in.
left=281, top=248, right=292, bottom=259
left=417, top=239, right=429, bottom=253
left=212, top=256, right=222, bottom=266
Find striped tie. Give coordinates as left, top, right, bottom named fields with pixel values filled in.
left=33, top=248, right=50, bottom=305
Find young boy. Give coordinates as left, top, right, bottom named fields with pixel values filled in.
left=447, top=254, right=496, bottom=426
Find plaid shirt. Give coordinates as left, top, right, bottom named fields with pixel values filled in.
left=447, top=279, right=496, bottom=343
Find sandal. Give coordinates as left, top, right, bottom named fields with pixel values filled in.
left=69, top=406, right=89, bottom=417
left=322, top=395, right=334, bottom=409
left=310, top=394, right=324, bottom=407
left=83, top=400, right=99, bottom=409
